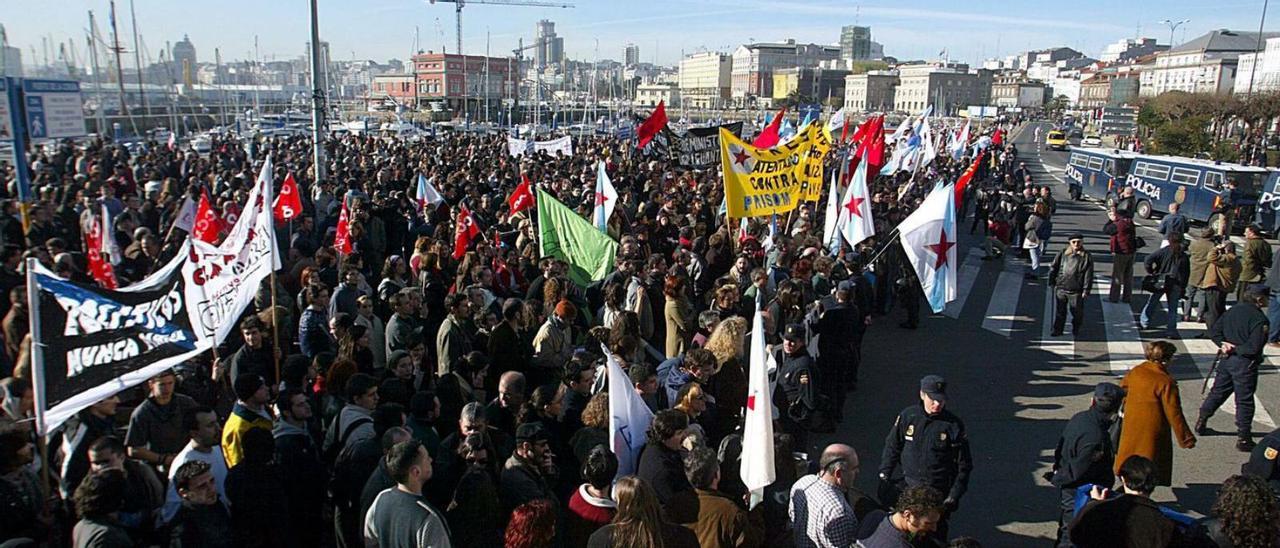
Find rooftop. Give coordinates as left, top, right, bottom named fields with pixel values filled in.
left=1170, top=29, right=1280, bottom=54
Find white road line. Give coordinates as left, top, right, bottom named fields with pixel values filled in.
left=1179, top=338, right=1277, bottom=429
left=982, top=267, right=1026, bottom=337
left=1095, top=275, right=1146, bottom=374
left=1034, top=279, right=1076, bottom=357
left=944, top=248, right=984, bottom=319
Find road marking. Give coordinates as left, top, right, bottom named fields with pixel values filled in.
left=1180, top=338, right=1276, bottom=429
left=1094, top=275, right=1145, bottom=374
left=1034, top=279, right=1077, bottom=357
left=982, top=267, right=1026, bottom=338
left=944, top=248, right=984, bottom=319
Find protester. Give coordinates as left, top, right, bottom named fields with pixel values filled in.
left=791, top=444, right=860, bottom=548
left=1199, top=475, right=1280, bottom=548
left=1068, top=456, right=1185, bottom=547
left=71, top=469, right=132, bottom=548
left=586, top=476, right=699, bottom=548
left=1115, top=341, right=1196, bottom=487
left=364, top=439, right=452, bottom=547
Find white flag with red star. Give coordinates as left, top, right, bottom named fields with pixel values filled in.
left=592, top=161, right=616, bottom=232
left=837, top=154, right=875, bottom=248
left=898, top=182, right=958, bottom=313
left=740, top=302, right=775, bottom=509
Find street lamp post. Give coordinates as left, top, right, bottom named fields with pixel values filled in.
left=1160, top=19, right=1191, bottom=48
left=1247, top=0, right=1270, bottom=95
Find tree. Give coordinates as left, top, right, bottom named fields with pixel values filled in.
left=1044, top=95, right=1070, bottom=120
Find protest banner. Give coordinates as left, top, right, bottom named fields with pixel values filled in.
left=720, top=126, right=817, bottom=218
left=508, top=135, right=574, bottom=158
left=28, top=254, right=209, bottom=435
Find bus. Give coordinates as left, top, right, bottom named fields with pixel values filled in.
left=1254, top=169, right=1280, bottom=234
left=1064, top=148, right=1136, bottom=202
left=1121, top=154, right=1267, bottom=229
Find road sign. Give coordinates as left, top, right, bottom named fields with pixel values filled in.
left=21, top=79, right=85, bottom=140
left=0, top=79, right=12, bottom=141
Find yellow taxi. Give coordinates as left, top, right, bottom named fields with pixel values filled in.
left=1045, top=130, right=1068, bottom=150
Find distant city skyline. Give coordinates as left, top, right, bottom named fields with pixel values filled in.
left=2, top=0, right=1273, bottom=69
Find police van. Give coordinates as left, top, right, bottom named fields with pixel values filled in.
left=1064, top=148, right=1136, bottom=202
left=1120, top=155, right=1266, bottom=229
left=1253, top=169, right=1280, bottom=234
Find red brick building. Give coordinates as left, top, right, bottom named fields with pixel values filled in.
left=411, top=52, right=516, bottom=112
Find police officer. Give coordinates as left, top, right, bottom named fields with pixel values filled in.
left=1197, top=283, right=1270, bottom=452
left=1047, top=382, right=1124, bottom=548
left=812, top=281, right=863, bottom=421
left=1242, top=427, right=1280, bottom=499
left=878, top=374, right=973, bottom=538
left=774, top=323, right=817, bottom=450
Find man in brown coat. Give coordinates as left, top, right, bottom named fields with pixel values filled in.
left=1199, top=241, right=1241, bottom=333
left=681, top=447, right=758, bottom=548
left=1184, top=228, right=1216, bottom=322
left=1238, top=224, right=1273, bottom=300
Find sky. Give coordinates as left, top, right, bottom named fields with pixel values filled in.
left=2, top=0, right=1274, bottom=70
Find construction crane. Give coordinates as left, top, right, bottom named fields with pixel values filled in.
left=427, top=0, right=572, bottom=57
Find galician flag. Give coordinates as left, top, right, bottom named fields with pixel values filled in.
left=416, top=173, right=444, bottom=210
left=605, top=344, right=652, bottom=478
left=592, top=161, right=616, bottom=232
left=837, top=154, right=875, bottom=248
left=740, top=303, right=775, bottom=509
left=898, top=183, right=958, bottom=313
left=822, top=161, right=843, bottom=253
left=950, top=120, right=970, bottom=160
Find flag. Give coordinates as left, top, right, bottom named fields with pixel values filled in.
left=992, top=127, right=1005, bottom=147
left=898, top=183, right=958, bottom=313
left=753, top=107, right=787, bottom=148
left=592, top=161, right=617, bottom=232
left=853, top=115, right=886, bottom=170
left=167, top=131, right=176, bottom=151
left=192, top=189, right=224, bottom=244
left=822, top=161, right=843, bottom=253
left=100, top=204, right=122, bottom=266
left=416, top=173, right=444, bottom=210
left=509, top=174, right=536, bottom=215
left=762, top=214, right=778, bottom=252
left=779, top=117, right=797, bottom=141
left=838, top=155, right=875, bottom=248
left=173, top=196, right=198, bottom=233
left=636, top=100, right=668, bottom=149
left=954, top=151, right=984, bottom=210
left=84, top=210, right=117, bottom=289
left=605, top=344, right=653, bottom=478
left=333, top=199, right=352, bottom=255
left=740, top=304, right=775, bottom=509
left=273, top=173, right=303, bottom=221
left=950, top=120, right=970, bottom=160
left=916, top=116, right=937, bottom=170
left=537, top=188, right=619, bottom=287
left=453, top=205, right=482, bottom=260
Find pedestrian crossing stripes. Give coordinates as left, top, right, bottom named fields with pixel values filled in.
left=981, top=267, right=1028, bottom=338
left=946, top=250, right=1277, bottom=430
left=944, top=248, right=984, bottom=319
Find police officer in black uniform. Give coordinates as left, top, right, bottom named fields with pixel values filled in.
left=811, top=281, right=863, bottom=421
left=879, top=374, right=973, bottom=539
left=774, top=323, right=817, bottom=450
left=1197, top=283, right=1270, bottom=452
left=1242, top=426, right=1280, bottom=499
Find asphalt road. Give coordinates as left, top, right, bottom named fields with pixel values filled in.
left=812, top=121, right=1277, bottom=546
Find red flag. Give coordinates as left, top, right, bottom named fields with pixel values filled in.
left=992, top=127, right=1005, bottom=147
left=752, top=107, right=788, bottom=148
left=509, top=174, right=536, bottom=215
left=84, top=214, right=117, bottom=289
left=192, top=189, right=225, bottom=244
left=954, top=151, right=985, bottom=210
left=333, top=199, right=353, bottom=255
left=839, top=115, right=851, bottom=143
left=854, top=115, right=886, bottom=170
left=273, top=173, right=303, bottom=221
left=636, top=100, right=668, bottom=149
left=453, top=205, right=482, bottom=260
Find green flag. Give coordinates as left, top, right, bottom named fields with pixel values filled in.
left=537, top=188, right=619, bottom=287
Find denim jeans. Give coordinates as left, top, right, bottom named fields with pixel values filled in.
left=1140, top=286, right=1180, bottom=336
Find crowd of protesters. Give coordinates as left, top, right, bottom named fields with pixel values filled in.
left=0, top=112, right=1275, bottom=548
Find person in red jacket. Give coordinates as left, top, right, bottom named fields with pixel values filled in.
left=1103, top=209, right=1138, bottom=303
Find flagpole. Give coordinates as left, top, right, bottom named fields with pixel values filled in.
left=25, top=258, right=51, bottom=494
